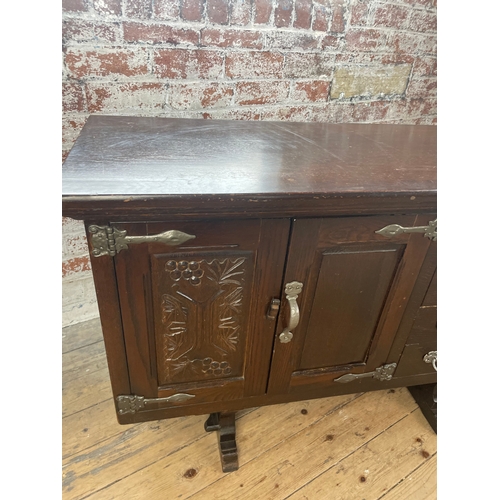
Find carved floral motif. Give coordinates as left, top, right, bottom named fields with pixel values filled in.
left=159, top=257, right=246, bottom=382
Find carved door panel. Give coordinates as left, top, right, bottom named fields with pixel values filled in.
left=113, top=219, right=289, bottom=407
left=267, top=214, right=435, bottom=395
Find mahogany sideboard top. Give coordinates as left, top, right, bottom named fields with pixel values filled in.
left=62, top=116, right=436, bottom=220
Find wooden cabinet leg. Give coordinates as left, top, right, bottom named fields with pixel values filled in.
left=408, top=383, right=437, bottom=433
left=204, top=412, right=239, bottom=472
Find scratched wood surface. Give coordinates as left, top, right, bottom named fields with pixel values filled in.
left=62, top=319, right=437, bottom=500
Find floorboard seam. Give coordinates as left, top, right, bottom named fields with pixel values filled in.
left=376, top=450, right=437, bottom=500
left=280, top=407, right=419, bottom=500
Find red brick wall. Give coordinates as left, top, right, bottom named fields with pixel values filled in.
left=62, top=0, right=437, bottom=325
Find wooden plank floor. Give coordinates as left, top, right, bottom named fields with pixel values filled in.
left=62, top=319, right=437, bottom=500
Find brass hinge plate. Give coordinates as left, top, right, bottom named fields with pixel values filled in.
left=333, top=363, right=397, bottom=383
left=117, top=393, right=195, bottom=415
left=375, top=219, right=437, bottom=241
left=89, top=225, right=195, bottom=257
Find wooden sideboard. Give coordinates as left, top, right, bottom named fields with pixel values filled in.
left=62, top=116, right=437, bottom=472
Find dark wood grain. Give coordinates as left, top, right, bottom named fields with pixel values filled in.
left=62, top=116, right=436, bottom=219
left=112, top=218, right=288, bottom=405
left=387, top=238, right=437, bottom=365
left=85, top=222, right=131, bottom=403
left=267, top=214, right=432, bottom=395
left=204, top=412, right=239, bottom=473
left=422, top=270, right=437, bottom=306
left=408, top=384, right=437, bottom=433
left=65, top=119, right=437, bottom=447
left=116, top=371, right=437, bottom=424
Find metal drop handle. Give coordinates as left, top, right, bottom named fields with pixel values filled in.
left=279, top=281, right=303, bottom=343
left=423, top=351, right=437, bottom=371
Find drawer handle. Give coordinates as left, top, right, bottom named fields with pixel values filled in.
left=89, top=225, right=196, bottom=257
left=279, top=281, right=303, bottom=343
left=116, top=393, right=195, bottom=415
left=423, top=351, right=437, bottom=371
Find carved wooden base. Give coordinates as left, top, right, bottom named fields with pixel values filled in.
left=408, top=383, right=437, bottom=433
left=204, top=412, right=239, bottom=472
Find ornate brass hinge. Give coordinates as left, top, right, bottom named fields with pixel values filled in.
left=116, top=393, right=195, bottom=415
left=333, top=363, right=397, bottom=383
left=375, top=219, right=437, bottom=241
left=89, top=225, right=196, bottom=257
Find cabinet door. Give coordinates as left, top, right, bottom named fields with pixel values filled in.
left=267, top=214, right=434, bottom=395
left=113, top=219, right=289, bottom=407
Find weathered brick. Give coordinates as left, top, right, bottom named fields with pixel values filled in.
left=125, top=0, right=152, bottom=19
left=98, top=23, right=122, bottom=43
left=381, top=53, right=415, bottom=65
left=291, top=80, right=330, bottom=102
left=230, top=0, right=252, bottom=25
left=284, top=53, right=335, bottom=79
left=63, top=19, right=93, bottom=44
left=65, top=48, right=149, bottom=78
left=386, top=98, right=428, bottom=121
left=181, top=0, right=204, bottom=21
left=409, top=9, right=437, bottom=33
left=345, top=29, right=386, bottom=52
left=254, top=0, right=272, bottom=24
left=154, top=49, right=224, bottom=79
left=413, top=56, right=437, bottom=77
left=266, top=31, right=319, bottom=50
left=63, top=19, right=120, bottom=44
left=64, top=230, right=90, bottom=257
left=312, top=2, right=330, bottom=32
left=63, top=256, right=91, bottom=278
left=62, top=115, right=88, bottom=151
left=234, top=81, right=290, bottom=105
left=260, top=105, right=319, bottom=122
left=390, top=31, right=437, bottom=55
left=226, top=51, right=284, bottom=79
left=123, top=22, right=199, bottom=45
left=275, top=0, right=294, bottom=28
left=294, top=0, right=312, bottom=29
left=85, top=82, right=166, bottom=112
left=93, top=0, right=121, bottom=16
left=415, top=115, right=436, bottom=125
left=62, top=0, right=87, bottom=12
left=398, top=0, right=434, bottom=6
left=62, top=217, right=86, bottom=234
left=351, top=100, right=390, bottom=122
left=372, top=4, right=410, bottom=28
left=405, top=77, right=437, bottom=98
left=350, top=1, right=369, bottom=26
left=153, top=0, right=180, bottom=20
left=336, top=52, right=379, bottom=64
left=169, top=82, right=234, bottom=110
left=202, top=108, right=260, bottom=120
left=63, top=83, right=86, bottom=113
left=201, top=28, right=263, bottom=49
left=330, top=0, right=346, bottom=33
left=330, top=64, right=412, bottom=99
left=421, top=97, right=437, bottom=115
left=207, top=0, right=229, bottom=24
left=321, top=35, right=342, bottom=51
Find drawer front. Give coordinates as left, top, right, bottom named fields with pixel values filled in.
left=395, top=267, right=437, bottom=378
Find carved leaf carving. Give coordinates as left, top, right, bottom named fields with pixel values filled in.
left=158, top=256, right=248, bottom=384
